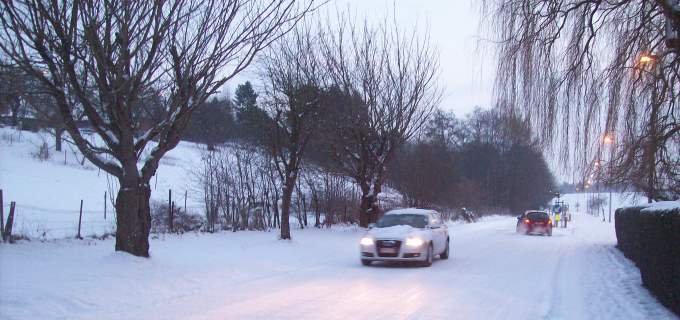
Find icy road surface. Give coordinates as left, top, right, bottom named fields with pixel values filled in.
left=0, top=213, right=676, bottom=320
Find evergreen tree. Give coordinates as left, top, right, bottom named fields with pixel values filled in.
left=234, top=81, right=258, bottom=110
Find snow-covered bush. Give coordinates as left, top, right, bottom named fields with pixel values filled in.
left=197, top=145, right=276, bottom=232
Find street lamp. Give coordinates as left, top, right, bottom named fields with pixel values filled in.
left=639, top=54, right=655, bottom=64
left=603, top=133, right=614, bottom=223
left=637, top=51, right=660, bottom=204
left=584, top=183, right=591, bottom=215
left=638, top=53, right=658, bottom=67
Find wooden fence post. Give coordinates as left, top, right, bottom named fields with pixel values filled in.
left=168, top=189, right=173, bottom=232
left=4, top=202, right=16, bottom=243
left=0, top=189, right=4, bottom=240
left=77, top=199, right=83, bottom=239
left=104, top=191, right=107, bottom=220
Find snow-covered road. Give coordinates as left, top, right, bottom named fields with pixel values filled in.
left=0, top=213, right=676, bottom=320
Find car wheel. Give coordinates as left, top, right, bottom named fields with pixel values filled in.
left=548, top=230, right=552, bottom=237
left=361, top=259, right=372, bottom=266
left=440, top=239, right=450, bottom=260
left=421, top=243, right=433, bottom=267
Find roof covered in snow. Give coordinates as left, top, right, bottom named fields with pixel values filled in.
left=384, top=208, right=437, bottom=216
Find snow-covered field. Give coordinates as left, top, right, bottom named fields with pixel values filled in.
left=0, top=127, right=393, bottom=239
left=0, top=127, right=208, bottom=239
left=1, top=212, right=677, bottom=319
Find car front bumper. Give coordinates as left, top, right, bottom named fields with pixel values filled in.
left=360, top=242, right=428, bottom=262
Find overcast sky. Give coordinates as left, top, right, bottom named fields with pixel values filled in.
left=337, top=0, right=495, bottom=117
left=226, top=0, right=494, bottom=118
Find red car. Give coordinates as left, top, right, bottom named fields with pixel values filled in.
left=516, top=211, right=552, bottom=236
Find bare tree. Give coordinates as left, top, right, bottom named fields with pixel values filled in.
left=480, top=0, right=680, bottom=201
left=0, top=62, right=31, bottom=126
left=259, top=24, right=324, bottom=239
left=319, top=14, right=442, bottom=226
left=0, top=64, right=69, bottom=149
left=0, top=0, right=316, bottom=256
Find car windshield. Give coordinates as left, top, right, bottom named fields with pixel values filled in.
left=376, top=214, right=428, bottom=228
left=527, top=212, right=549, bottom=221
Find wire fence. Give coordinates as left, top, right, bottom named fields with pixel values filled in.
left=1, top=196, right=206, bottom=241
left=2, top=202, right=116, bottom=240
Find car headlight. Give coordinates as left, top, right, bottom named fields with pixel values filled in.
left=405, top=237, right=424, bottom=247
left=360, top=236, right=374, bottom=246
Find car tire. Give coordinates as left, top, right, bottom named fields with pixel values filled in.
left=361, top=259, right=372, bottom=266
left=547, top=230, right=552, bottom=237
left=421, top=243, right=433, bottom=267
left=440, top=239, right=450, bottom=260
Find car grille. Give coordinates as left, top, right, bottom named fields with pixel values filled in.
left=376, top=240, right=402, bottom=257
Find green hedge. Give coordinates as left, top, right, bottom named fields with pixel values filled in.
left=615, top=205, right=680, bottom=316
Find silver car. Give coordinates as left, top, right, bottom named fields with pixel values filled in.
left=359, top=208, right=450, bottom=267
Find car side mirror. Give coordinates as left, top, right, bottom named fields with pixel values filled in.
left=368, top=223, right=375, bottom=229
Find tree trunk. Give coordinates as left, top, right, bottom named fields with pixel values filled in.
left=359, top=194, right=372, bottom=227
left=371, top=178, right=383, bottom=223
left=115, top=179, right=152, bottom=257
left=55, top=127, right=64, bottom=152
left=358, top=180, right=375, bottom=227
left=272, top=191, right=280, bottom=229
left=10, top=99, right=19, bottom=127
left=280, top=181, right=295, bottom=239
left=358, top=177, right=384, bottom=227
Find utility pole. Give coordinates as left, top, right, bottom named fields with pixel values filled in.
left=638, top=53, right=660, bottom=203
left=609, top=191, right=612, bottom=223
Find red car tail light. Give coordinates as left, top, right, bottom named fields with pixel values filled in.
left=524, top=219, right=531, bottom=224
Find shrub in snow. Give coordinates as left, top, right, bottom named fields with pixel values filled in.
left=588, top=196, right=606, bottom=213
left=615, top=202, right=680, bottom=316
left=32, top=141, right=50, bottom=161
left=150, top=201, right=203, bottom=234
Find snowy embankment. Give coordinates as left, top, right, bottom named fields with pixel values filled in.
left=1, top=213, right=677, bottom=319
left=640, top=201, right=680, bottom=213
left=0, top=127, right=205, bottom=239
left=0, top=127, right=400, bottom=238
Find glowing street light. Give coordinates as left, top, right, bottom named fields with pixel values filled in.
left=603, top=134, right=614, bottom=144
left=638, top=53, right=659, bottom=71
left=639, top=54, right=655, bottom=64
